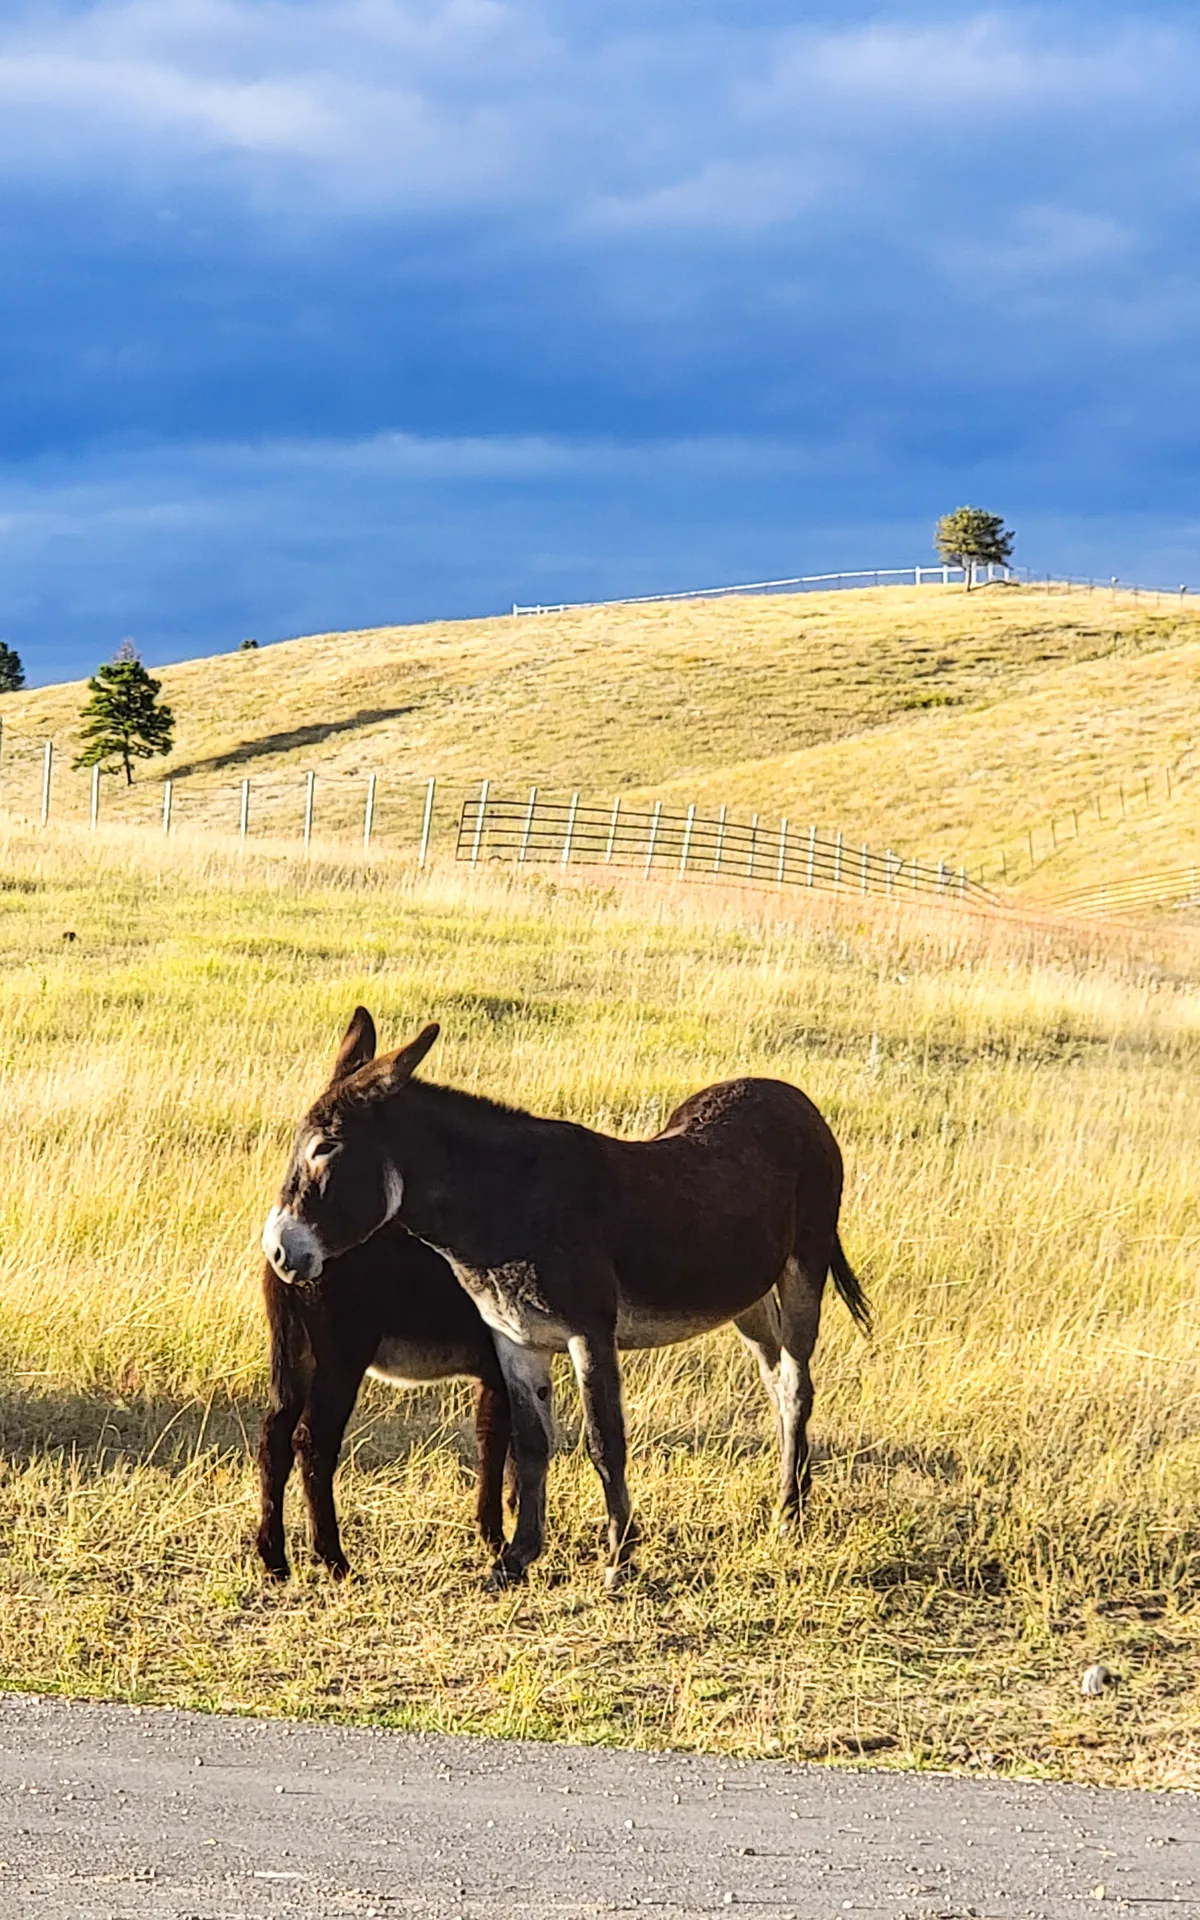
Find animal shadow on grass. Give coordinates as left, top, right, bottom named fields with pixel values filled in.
left=168, top=706, right=415, bottom=780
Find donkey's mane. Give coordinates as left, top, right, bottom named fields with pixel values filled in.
left=406, top=1075, right=559, bottom=1136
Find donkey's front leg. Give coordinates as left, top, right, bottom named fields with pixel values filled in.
left=567, top=1329, right=639, bottom=1587
left=489, top=1338, right=554, bottom=1588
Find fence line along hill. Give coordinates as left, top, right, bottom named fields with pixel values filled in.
left=3, top=582, right=1200, bottom=906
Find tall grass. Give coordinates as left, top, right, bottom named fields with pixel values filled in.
left=0, top=822, right=1197, bottom=1782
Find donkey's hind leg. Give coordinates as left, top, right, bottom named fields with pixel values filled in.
left=773, top=1245, right=827, bottom=1525
left=734, top=1292, right=784, bottom=1455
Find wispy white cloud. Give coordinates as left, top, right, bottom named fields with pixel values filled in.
left=1, top=2, right=1197, bottom=237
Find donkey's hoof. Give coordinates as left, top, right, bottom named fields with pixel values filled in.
left=603, top=1562, right=634, bottom=1597
left=261, top=1561, right=291, bottom=1584
left=485, top=1557, right=527, bottom=1594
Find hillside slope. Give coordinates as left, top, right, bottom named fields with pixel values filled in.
left=2, top=583, right=1198, bottom=891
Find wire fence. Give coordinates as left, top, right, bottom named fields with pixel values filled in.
left=1042, top=866, right=1200, bottom=919
left=453, top=787, right=996, bottom=908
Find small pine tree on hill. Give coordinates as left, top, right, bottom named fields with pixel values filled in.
left=0, top=641, right=25, bottom=692
left=73, top=643, right=175, bottom=785
left=934, top=507, right=1015, bottom=589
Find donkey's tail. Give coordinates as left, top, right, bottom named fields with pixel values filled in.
left=829, top=1232, right=872, bottom=1336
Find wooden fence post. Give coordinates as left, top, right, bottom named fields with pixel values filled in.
left=680, top=803, right=695, bottom=877
left=363, top=773, right=377, bottom=851
left=162, top=780, right=173, bottom=835
left=417, top=777, right=435, bottom=867
left=518, top=786, right=537, bottom=864
left=643, top=801, right=662, bottom=876
left=90, top=764, right=100, bottom=830
left=605, top=796, right=621, bottom=863
left=713, top=804, right=727, bottom=873
left=40, top=741, right=52, bottom=825
left=239, top=779, right=250, bottom=841
left=561, top=791, right=580, bottom=867
left=303, top=770, right=315, bottom=850
left=470, top=778, right=489, bottom=866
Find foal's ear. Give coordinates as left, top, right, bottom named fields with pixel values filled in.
left=374, top=1021, right=440, bottom=1093
left=330, top=1006, right=377, bottom=1083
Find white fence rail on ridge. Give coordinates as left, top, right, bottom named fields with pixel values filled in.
left=511, top=564, right=1197, bottom=618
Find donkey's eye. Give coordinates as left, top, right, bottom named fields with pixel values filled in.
left=306, top=1137, right=342, bottom=1172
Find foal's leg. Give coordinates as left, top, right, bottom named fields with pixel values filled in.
left=489, top=1338, right=554, bottom=1587
left=256, top=1280, right=313, bottom=1581
left=293, top=1368, right=365, bottom=1578
left=473, top=1380, right=512, bottom=1555
left=566, top=1329, right=638, bottom=1586
left=774, top=1246, right=827, bottom=1525
left=256, top=1393, right=306, bottom=1580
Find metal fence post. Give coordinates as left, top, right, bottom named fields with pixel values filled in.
left=162, top=780, right=173, bottom=835
left=363, top=772, right=377, bottom=851
left=240, top=779, right=250, bottom=841
left=40, top=741, right=52, bottom=825
left=470, top=778, right=489, bottom=866
left=713, top=804, right=727, bottom=873
left=90, top=764, right=100, bottom=829
left=833, top=830, right=843, bottom=889
left=679, top=803, right=695, bottom=876
left=860, top=843, right=868, bottom=894
left=562, top=790, right=580, bottom=867
left=417, top=776, right=435, bottom=867
left=776, top=817, right=788, bottom=885
left=303, top=770, right=315, bottom=850
left=643, top=800, right=662, bottom=876
left=746, top=813, right=759, bottom=878
left=605, top=796, right=621, bottom=863
left=885, top=849, right=894, bottom=896
left=518, top=786, right=537, bottom=864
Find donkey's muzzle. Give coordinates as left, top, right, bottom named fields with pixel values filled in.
left=262, top=1206, right=325, bottom=1285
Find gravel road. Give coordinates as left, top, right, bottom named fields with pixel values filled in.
left=0, top=1693, right=1195, bottom=1918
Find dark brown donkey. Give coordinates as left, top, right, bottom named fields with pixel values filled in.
left=262, top=1011, right=870, bottom=1588
left=256, top=1015, right=511, bottom=1581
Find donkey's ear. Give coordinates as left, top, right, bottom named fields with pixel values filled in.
left=330, top=1006, right=377, bottom=1083
left=374, top=1021, right=440, bottom=1092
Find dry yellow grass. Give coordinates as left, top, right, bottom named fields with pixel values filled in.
left=0, top=821, right=1196, bottom=1784
left=3, top=584, right=1200, bottom=901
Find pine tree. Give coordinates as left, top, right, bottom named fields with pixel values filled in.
left=934, top=507, right=1015, bottom=590
left=0, top=641, right=24, bottom=692
left=73, top=645, right=175, bottom=785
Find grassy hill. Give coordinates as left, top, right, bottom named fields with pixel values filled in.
left=4, top=582, right=1200, bottom=896
left=0, top=823, right=1197, bottom=1782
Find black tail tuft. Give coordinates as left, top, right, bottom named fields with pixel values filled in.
left=830, top=1233, right=872, bottom=1336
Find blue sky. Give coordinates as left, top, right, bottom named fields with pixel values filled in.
left=1, top=2, right=1198, bottom=684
